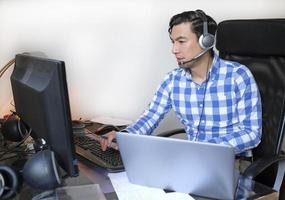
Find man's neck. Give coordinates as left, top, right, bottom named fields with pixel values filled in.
left=188, top=53, right=213, bottom=85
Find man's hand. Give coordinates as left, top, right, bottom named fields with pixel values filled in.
left=99, top=130, right=117, bottom=151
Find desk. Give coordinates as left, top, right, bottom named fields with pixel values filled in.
left=1, top=137, right=277, bottom=199
left=8, top=156, right=278, bottom=200
left=77, top=158, right=278, bottom=200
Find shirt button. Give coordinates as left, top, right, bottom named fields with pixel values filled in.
left=199, top=104, right=203, bottom=107
left=201, top=120, right=205, bottom=123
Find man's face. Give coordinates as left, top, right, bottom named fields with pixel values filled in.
left=170, top=22, right=203, bottom=67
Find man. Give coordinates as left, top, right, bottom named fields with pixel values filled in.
left=100, top=10, right=262, bottom=160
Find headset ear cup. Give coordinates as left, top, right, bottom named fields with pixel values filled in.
left=0, top=173, right=5, bottom=197
left=0, top=164, right=20, bottom=200
left=199, top=33, right=215, bottom=50
left=195, top=10, right=215, bottom=50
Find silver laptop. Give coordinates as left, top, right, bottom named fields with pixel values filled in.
left=116, top=132, right=238, bottom=200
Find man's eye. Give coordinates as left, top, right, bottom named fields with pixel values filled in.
left=178, top=40, right=186, bottom=44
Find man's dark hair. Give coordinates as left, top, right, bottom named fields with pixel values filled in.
left=168, top=10, right=217, bottom=40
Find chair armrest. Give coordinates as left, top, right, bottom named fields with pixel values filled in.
left=156, top=128, right=185, bottom=137
left=243, top=155, right=285, bottom=191
left=243, top=155, right=285, bottom=178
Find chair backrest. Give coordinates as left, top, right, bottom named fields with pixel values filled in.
left=216, top=19, right=285, bottom=187
left=216, top=19, right=285, bottom=159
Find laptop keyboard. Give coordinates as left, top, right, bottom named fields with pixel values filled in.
left=74, top=134, right=124, bottom=172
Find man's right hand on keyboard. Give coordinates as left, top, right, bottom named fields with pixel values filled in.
left=100, top=131, right=117, bottom=151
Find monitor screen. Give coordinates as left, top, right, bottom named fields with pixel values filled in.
left=10, top=54, right=78, bottom=177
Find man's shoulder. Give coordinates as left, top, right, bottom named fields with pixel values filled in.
left=219, top=56, right=242, bottom=68
left=157, top=68, right=183, bottom=90
left=217, top=57, right=255, bottom=83
left=218, top=56, right=250, bottom=73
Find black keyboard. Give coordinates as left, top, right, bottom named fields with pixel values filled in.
left=74, top=134, right=124, bottom=172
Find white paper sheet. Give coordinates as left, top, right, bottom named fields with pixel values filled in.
left=108, top=172, right=194, bottom=200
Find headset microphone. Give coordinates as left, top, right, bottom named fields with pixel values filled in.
left=178, top=48, right=210, bottom=66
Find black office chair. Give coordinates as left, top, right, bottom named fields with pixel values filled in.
left=158, top=19, right=285, bottom=195
left=216, top=19, right=285, bottom=193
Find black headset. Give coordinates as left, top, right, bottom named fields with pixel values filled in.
left=1, top=115, right=30, bottom=143
left=195, top=10, right=215, bottom=50
left=0, top=117, right=62, bottom=199
left=0, top=165, right=20, bottom=199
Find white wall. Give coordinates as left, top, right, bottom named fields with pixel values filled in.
left=0, top=0, right=285, bottom=134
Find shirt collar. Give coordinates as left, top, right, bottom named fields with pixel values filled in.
left=180, top=52, right=220, bottom=81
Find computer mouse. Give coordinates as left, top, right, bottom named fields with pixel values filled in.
left=95, top=124, right=120, bottom=135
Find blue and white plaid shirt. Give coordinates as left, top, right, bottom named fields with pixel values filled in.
left=126, top=53, right=262, bottom=154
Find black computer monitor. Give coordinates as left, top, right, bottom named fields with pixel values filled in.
left=10, top=53, right=78, bottom=177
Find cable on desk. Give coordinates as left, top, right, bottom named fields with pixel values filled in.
left=0, top=128, right=32, bottom=159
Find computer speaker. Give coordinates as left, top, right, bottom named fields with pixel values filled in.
left=23, top=149, right=62, bottom=190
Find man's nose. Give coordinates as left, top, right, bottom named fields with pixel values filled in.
left=172, top=43, right=179, bottom=54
